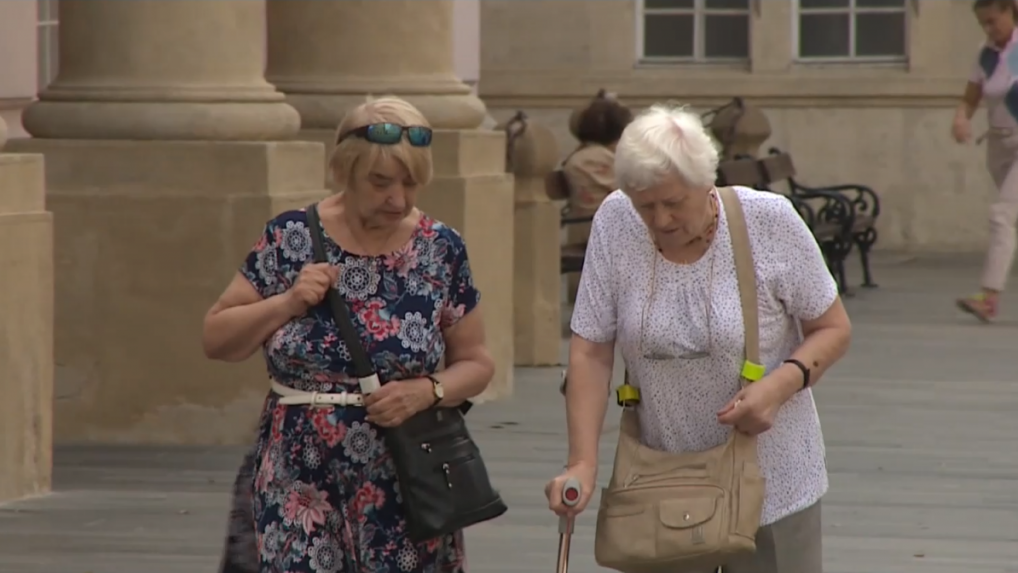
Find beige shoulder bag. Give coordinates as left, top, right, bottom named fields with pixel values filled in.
left=594, top=187, right=766, bottom=573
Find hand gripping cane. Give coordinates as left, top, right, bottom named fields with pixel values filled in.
left=556, top=478, right=582, bottom=573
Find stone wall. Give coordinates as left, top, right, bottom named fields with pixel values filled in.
left=490, top=105, right=993, bottom=253
left=480, top=0, right=992, bottom=253
left=0, top=136, right=54, bottom=501
left=1, top=0, right=517, bottom=447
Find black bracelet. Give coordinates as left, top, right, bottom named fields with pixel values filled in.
left=782, top=359, right=811, bottom=390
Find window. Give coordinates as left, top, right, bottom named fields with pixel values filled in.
left=37, top=0, right=59, bottom=91
left=797, top=0, right=907, bottom=61
left=639, top=0, right=751, bottom=62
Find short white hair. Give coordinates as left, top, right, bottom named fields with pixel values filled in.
left=614, top=104, right=720, bottom=193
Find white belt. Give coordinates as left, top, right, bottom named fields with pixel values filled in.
left=271, top=380, right=365, bottom=407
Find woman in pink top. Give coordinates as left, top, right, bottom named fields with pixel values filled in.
left=954, top=0, right=1018, bottom=322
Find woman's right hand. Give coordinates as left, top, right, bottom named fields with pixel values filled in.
left=285, top=262, right=339, bottom=315
left=545, top=461, right=597, bottom=517
left=952, top=115, right=972, bottom=144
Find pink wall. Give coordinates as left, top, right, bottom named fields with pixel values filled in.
left=0, top=1, right=40, bottom=139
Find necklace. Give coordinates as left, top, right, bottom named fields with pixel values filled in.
left=641, top=190, right=719, bottom=360
left=666, top=189, right=720, bottom=264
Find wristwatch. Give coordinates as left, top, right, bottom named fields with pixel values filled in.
left=426, top=375, right=445, bottom=407
left=782, top=359, right=811, bottom=390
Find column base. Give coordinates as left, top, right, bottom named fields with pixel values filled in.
left=416, top=130, right=515, bottom=402
left=22, top=100, right=302, bottom=141
left=296, top=129, right=339, bottom=188
left=4, top=139, right=329, bottom=445
left=0, top=154, right=53, bottom=502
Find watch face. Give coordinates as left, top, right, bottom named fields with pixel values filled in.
left=433, top=381, right=445, bottom=399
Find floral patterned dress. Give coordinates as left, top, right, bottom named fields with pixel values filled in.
left=239, top=207, right=479, bottom=573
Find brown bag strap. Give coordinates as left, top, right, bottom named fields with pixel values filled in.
left=716, top=187, right=762, bottom=387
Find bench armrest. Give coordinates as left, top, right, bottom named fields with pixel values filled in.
left=790, top=181, right=881, bottom=220
left=786, top=194, right=817, bottom=228
left=789, top=188, right=856, bottom=238
left=561, top=206, right=595, bottom=227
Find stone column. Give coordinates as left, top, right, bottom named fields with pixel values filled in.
left=416, top=130, right=515, bottom=402
left=499, top=117, right=563, bottom=367
left=0, top=117, right=54, bottom=502
left=267, top=1, right=516, bottom=399
left=7, top=1, right=331, bottom=445
left=22, top=0, right=299, bottom=140
left=266, top=0, right=486, bottom=135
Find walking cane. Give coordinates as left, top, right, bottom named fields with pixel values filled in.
left=556, top=477, right=582, bottom=573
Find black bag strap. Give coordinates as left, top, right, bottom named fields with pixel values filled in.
left=305, top=204, right=380, bottom=390
left=304, top=203, right=473, bottom=415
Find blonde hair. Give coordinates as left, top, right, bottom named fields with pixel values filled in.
left=330, top=96, right=434, bottom=190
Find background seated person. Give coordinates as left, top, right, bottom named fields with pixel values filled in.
left=563, top=95, right=633, bottom=301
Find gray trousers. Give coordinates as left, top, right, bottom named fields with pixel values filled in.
left=694, top=501, right=822, bottom=573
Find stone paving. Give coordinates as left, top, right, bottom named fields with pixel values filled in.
left=1, top=254, right=1017, bottom=573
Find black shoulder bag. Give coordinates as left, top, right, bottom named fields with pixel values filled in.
left=306, top=205, right=507, bottom=542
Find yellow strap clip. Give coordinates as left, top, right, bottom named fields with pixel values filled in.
left=741, top=360, right=765, bottom=382
left=615, top=384, right=641, bottom=407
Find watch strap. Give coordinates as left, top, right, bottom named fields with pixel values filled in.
left=425, top=374, right=443, bottom=406
left=782, top=359, right=811, bottom=390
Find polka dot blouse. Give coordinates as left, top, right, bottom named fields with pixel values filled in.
left=570, top=186, right=838, bottom=525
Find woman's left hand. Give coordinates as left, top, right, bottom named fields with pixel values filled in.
left=364, top=379, right=434, bottom=427
left=716, top=375, right=797, bottom=436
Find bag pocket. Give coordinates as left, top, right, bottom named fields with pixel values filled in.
left=732, top=462, right=766, bottom=540
left=445, top=453, right=494, bottom=510
left=595, top=491, right=658, bottom=565
left=620, top=462, right=711, bottom=487
left=655, top=492, right=724, bottom=557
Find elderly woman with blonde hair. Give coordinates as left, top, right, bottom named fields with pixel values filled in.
left=203, top=97, right=495, bottom=572
left=545, top=104, right=852, bottom=573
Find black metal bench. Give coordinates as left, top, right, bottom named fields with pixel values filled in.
left=716, top=157, right=856, bottom=294
left=762, top=149, right=881, bottom=289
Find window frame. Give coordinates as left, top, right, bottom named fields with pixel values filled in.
left=37, top=0, right=60, bottom=91
left=793, top=0, right=910, bottom=63
left=636, top=0, right=752, bottom=64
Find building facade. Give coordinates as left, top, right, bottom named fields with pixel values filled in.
left=0, top=1, right=484, bottom=134
left=2, top=0, right=995, bottom=252
left=0, top=0, right=997, bottom=500
left=481, top=0, right=993, bottom=252
left=0, top=0, right=513, bottom=469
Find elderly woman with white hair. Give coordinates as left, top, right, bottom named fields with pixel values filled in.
left=545, top=104, right=851, bottom=573
left=204, top=96, right=495, bottom=573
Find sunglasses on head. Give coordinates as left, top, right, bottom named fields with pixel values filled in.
left=336, top=123, right=433, bottom=147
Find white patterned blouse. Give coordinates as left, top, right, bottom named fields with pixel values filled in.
left=570, top=186, right=838, bottom=526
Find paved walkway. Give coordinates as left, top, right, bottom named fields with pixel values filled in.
left=1, top=255, right=1017, bottom=573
